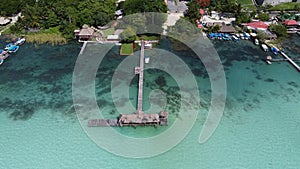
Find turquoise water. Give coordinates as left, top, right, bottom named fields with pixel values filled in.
left=0, top=36, right=299, bottom=168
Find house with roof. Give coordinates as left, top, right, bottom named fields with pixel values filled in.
left=284, top=20, right=299, bottom=28
left=75, top=24, right=95, bottom=41
left=243, top=21, right=269, bottom=31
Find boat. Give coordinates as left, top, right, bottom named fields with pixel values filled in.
left=254, top=39, right=259, bottom=45
left=232, top=35, right=239, bottom=42
left=0, top=59, right=3, bottom=65
left=8, top=45, right=19, bottom=53
left=271, top=47, right=279, bottom=55
left=239, top=33, right=244, bottom=40
left=244, top=33, right=250, bottom=40
left=222, top=34, right=231, bottom=41
left=297, top=32, right=300, bottom=36
left=4, top=43, right=13, bottom=50
left=266, top=56, right=272, bottom=64
left=0, top=50, right=9, bottom=60
left=145, top=55, right=150, bottom=63
left=266, top=60, right=272, bottom=65
left=261, top=44, right=269, bottom=52
left=14, top=37, right=26, bottom=46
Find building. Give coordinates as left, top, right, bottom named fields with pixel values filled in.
left=76, top=24, right=95, bottom=41
left=284, top=20, right=299, bottom=28
left=243, top=21, right=269, bottom=31
left=219, top=23, right=236, bottom=33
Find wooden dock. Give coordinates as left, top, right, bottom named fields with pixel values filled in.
left=279, top=51, right=300, bottom=71
left=88, top=119, right=119, bottom=127
left=79, top=41, right=87, bottom=55
left=137, top=40, right=145, bottom=114
left=87, top=40, right=168, bottom=127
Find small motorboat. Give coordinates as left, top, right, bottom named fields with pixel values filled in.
left=271, top=47, right=279, bottom=55
left=5, top=43, right=13, bottom=50
left=0, top=59, right=3, bottom=65
left=145, top=55, right=150, bottom=63
left=14, top=37, right=26, bottom=46
left=232, top=35, right=239, bottom=42
left=8, top=45, right=19, bottom=53
left=254, top=39, right=259, bottom=45
left=261, top=44, right=269, bottom=52
left=0, top=50, right=9, bottom=60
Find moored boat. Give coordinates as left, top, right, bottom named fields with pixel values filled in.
left=232, top=35, right=239, bottom=42
left=145, top=55, right=150, bottom=63
left=0, top=50, right=9, bottom=60
left=261, top=44, right=268, bottom=52
left=8, top=45, right=19, bottom=53
left=14, top=37, right=26, bottom=46
left=0, top=59, right=3, bottom=65
left=254, top=39, right=259, bottom=45
left=5, top=43, right=13, bottom=50
left=271, top=47, right=279, bottom=55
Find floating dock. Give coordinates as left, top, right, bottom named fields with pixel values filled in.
left=88, top=40, right=168, bottom=127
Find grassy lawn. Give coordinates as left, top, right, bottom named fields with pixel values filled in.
left=269, top=2, right=300, bottom=11
left=242, top=4, right=257, bottom=11
left=237, top=0, right=253, bottom=5
left=102, top=28, right=115, bottom=38
left=120, top=43, right=133, bottom=55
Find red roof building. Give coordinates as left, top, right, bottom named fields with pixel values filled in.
left=244, top=21, right=269, bottom=30
left=284, top=20, right=298, bottom=26
left=199, top=9, right=205, bottom=15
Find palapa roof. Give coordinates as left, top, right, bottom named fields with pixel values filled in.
left=79, top=24, right=94, bottom=36
left=119, top=113, right=160, bottom=124
left=219, top=23, right=236, bottom=33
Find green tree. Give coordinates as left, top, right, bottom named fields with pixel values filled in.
left=269, top=24, right=287, bottom=38
left=258, top=13, right=270, bottom=21
left=186, top=0, right=200, bottom=25
left=236, top=12, right=250, bottom=25
left=120, top=26, right=137, bottom=43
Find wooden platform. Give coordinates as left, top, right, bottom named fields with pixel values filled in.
left=88, top=119, right=119, bottom=127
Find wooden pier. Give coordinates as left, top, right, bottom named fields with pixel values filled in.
left=137, top=40, right=145, bottom=114
left=88, top=40, right=168, bottom=127
left=279, top=51, right=300, bottom=71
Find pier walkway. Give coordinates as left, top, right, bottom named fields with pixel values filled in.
left=87, top=40, right=168, bottom=127
left=137, top=40, right=145, bottom=114
left=280, top=51, right=300, bottom=71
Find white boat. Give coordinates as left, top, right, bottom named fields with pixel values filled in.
left=297, top=32, right=300, bottom=36
left=232, top=35, right=239, bottom=41
left=266, top=60, right=272, bottom=65
left=261, top=44, right=268, bottom=51
left=254, top=39, right=259, bottom=45
left=0, top=59, right=3, bottom=65
left=14, top=37, right=26, bottom=46
left=145, top=56, right=150, bottom=63
left=239, top=34, right=244, bottom=40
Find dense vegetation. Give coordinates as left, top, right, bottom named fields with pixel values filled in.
left=0, top=0, right=35, bottom=16
left=268, top=2, right=300, bottom=11
left=7, top=0, right=168, bottom=42
left=9, top=0, right=116, bottom=40
left=118, top=0, right=168, bottom=42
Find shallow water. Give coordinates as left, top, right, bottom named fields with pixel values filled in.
left=0, top=36, right=299, bottom=168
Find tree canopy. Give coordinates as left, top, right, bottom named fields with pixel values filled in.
left=11, top=0, right=116, bottom=39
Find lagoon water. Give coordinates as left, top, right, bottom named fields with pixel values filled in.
left=0, top=36, right=299, bottom=168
